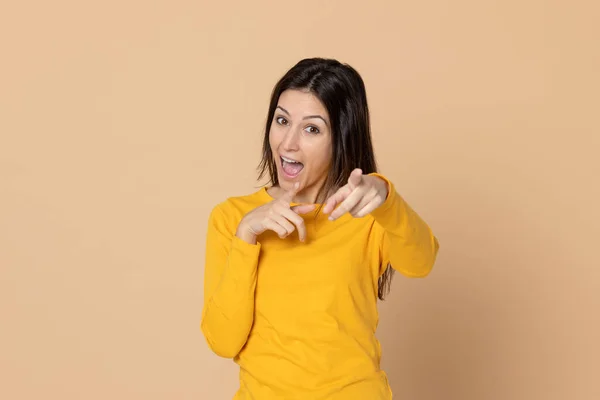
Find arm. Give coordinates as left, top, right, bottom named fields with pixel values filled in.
left=369, top=173, right=440, bottom=278
left=200, top=204, right=261, bottom=358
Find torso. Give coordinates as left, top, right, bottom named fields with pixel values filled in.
left=221, top=187, right=393, bottom=399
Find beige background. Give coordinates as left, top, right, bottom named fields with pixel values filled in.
left=1, top=1, right=599, bottom=399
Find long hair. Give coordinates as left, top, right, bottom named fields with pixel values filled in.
left=257, top=57, right=395, bottom=300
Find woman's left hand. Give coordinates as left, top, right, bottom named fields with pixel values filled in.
left=323, top=168, right=389, bottom=221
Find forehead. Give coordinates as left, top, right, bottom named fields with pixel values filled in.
left=277, top=89, right=329, bottom=118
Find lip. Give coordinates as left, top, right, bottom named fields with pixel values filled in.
left=279, top=155, right=304, bottom=179
left=280, top=155, right=300, bottom=163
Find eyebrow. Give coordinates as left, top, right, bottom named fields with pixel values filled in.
left=276, top=105, right=328, bottom=126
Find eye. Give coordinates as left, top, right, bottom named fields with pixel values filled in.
left=304, top=126, right=320, bottom=134
left=276, top=116, right=288, bottom=125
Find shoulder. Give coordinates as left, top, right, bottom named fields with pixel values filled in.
left=208, top=187, right=270, bottom=228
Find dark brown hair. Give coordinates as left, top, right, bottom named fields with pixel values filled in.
left=257, top=57, right=395, bottom=300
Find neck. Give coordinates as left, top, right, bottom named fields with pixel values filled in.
left=270, top=179, right=331, bottom=205
left=294, top=189, right=320, bottom=205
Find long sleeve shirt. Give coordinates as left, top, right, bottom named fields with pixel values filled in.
left=200, top=174, right=439, bottom=399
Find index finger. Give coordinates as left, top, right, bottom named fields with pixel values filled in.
left=281, top=182, right=300, bottom=203
left=328, top=188, right=362, bottom=221
left=322, top=185, right=350, bottom=215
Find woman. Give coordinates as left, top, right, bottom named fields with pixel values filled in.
left=201, top=58, right=439, bottom=399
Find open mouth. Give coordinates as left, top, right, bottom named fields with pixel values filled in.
left=280, top=156, right=304, bottom=178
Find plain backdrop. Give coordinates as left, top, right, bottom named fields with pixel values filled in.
left=1, top=1, right=599, bottom=399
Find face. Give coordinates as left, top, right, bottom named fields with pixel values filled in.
left=269, top=89, right=332, bottom=203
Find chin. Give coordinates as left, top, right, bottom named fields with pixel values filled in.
left=278, top=176, right=299, bottom=188
left=277, top=169, right=301, bottom=184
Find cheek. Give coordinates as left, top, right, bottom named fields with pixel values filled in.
left=308, top=144, right=332, bottom=171
left=269, top=128, right=282, bottom=151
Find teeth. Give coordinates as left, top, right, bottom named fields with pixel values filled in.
left=281, top=156, right=300, bottom=164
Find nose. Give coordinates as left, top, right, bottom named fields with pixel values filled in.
left=280, top=127, right=301, bottom=151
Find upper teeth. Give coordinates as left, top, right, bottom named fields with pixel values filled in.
left=282, top=156, right=299, bottom=164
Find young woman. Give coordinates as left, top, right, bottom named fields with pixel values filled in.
left=201, top=58, right=439, bottom=399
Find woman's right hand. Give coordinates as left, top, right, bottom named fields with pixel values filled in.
left=236, top=183, right=316, bottom=244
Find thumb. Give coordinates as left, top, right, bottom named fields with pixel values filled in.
left=292, top=204, right=316, bottom=214
left=348, top=168, right=363, bottom=188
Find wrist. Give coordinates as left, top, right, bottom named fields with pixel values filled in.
left=236, top=223, right=257, bottom=245
left=373, top=176, right=389, bottom=199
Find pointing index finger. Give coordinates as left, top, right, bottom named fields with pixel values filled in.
left=328, top=188, right=361, bottom=221
left=282, top=182, right=300, bottom=203
left=323, top=186, right=347, bottom=215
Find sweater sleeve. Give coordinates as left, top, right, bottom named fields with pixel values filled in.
left=200, top=204, right=261, bottom=358
left=369, top=173, right=440, bottom=278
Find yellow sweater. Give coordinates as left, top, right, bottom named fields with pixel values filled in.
left=201, top=174, right=439, bottom=399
